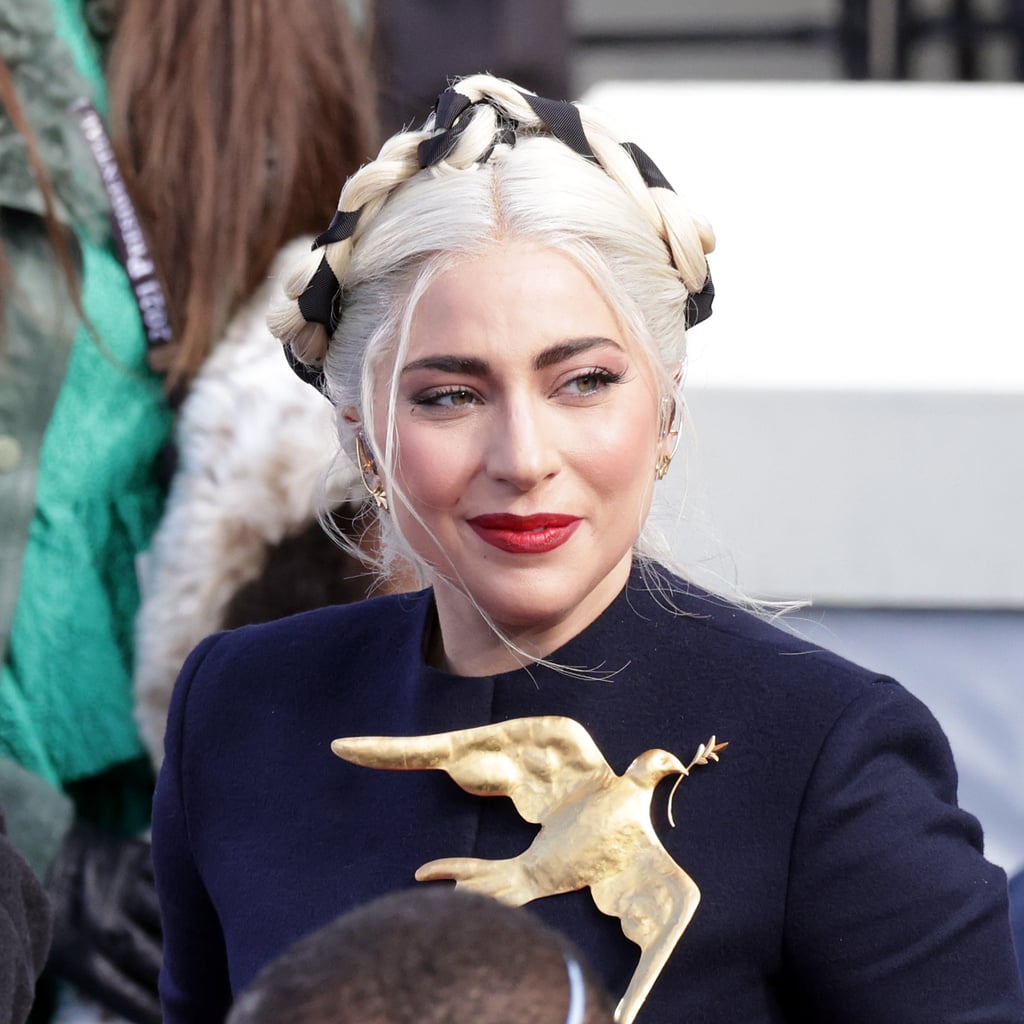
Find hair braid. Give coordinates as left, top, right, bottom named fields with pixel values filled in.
left=268, top=73, right=715, bottom=388
left=435, top=76, right=715, bottom=296
left=565, top=107, right=714, bottom=297
left=267, top=130, right=428, bottom=365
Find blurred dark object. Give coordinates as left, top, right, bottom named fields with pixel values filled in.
left=1, top=807, right=51, bottom=1024
left=842, top=0, right=1024, bottom=79
left=373, top=0, right=569, bottom=132
left=572, top=0, right=1024, bottom=82
left=1015, top=0, right=1024, bottom=78
left=223, top=516, right=379, bottom=630
left=45, top=824, right=161, bottom=1024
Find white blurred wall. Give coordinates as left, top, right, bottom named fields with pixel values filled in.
left=584, top=81, right=1024, bottom=606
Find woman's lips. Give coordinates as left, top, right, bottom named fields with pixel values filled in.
left=467, top=513, right=582, bottom=554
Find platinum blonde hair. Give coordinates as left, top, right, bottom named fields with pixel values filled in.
left=267, top=74, right=715, bottom=587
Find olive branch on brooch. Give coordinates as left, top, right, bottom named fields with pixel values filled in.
left=667, top=736, right=729, bottom=828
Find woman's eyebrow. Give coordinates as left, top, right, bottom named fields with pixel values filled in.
left=400, top=337, right=623, bottom=377
left=533, top=336, right=623, bottom=370
left=401, top=355, right=490, bottom=375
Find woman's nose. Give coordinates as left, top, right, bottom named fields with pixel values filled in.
left=484, top=399, right=560, bottom=491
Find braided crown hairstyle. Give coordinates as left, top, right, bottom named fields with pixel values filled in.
left=267, top=73, right=715, bottom=576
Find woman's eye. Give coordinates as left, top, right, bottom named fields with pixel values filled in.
left=413, top=387, right=479, bottom=408
left=560, top=369, right=622, bottom=396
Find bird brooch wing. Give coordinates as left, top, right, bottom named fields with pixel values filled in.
left=591, top=844, right=701, bottom=1024
left=331, top=715, right=617, bottom=823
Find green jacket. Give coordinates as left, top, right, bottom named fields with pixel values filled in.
left=0, top=0, right=171, bottom=875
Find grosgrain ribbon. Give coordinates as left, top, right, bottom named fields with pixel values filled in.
left=282, top=339, right=327, bottom=392
left=417, top=90, right=473, bottom=167
left=522, top=93, right=599, bottom=164
left=686, top=272, right=715, bottom=330
left=296, top=256, right=342, bottom=332
left=620, top=142, right=673, bottom=192
left=314, top=208, right=362, bottom=248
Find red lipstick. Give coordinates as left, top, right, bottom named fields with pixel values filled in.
left=467, top=513, right=581, bottom=554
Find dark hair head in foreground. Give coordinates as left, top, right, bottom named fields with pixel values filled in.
left=226, top=887, right=616, bottom=1024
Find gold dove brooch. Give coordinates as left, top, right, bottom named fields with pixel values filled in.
left=332, top=715, right=727, bottom=1024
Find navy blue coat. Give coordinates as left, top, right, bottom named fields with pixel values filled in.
left=152, top=564, right=1024, bottom=1023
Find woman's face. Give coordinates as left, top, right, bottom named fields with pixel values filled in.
left=372, top=243, right=668, bottom=667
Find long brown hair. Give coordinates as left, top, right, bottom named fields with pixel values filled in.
left=107, top=0, right=377, bottom=388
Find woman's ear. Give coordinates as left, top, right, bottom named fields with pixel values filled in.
left=341, top=405, right=362, bottom=428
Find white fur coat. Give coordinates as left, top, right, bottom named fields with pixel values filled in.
left=133, top=239, right=362, bottom=767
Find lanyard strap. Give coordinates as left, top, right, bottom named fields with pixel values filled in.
left=70, top=98, right=175, bottom=371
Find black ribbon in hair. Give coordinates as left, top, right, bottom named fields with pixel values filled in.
left=619, top=141, right=715, bottom=329
left=314, top=208, right=362, bottom=248
left=686, top=271, right=714, bottom=330
left=297, top=255, right=342, bottom=332
left=417, top=89, right=474, bottom=168
left=297, top=206, right=363, bottom=335
left=521, top=93, right=599, bottom=164
left=288, top=207, right=364, bottom=390
left=435, top=88, right=473, bottom=130
left=419, top=88, right=600, bottom=171
left=282, top=339, right=327, bottom=393
left=620, top=142, right=673, bottom=192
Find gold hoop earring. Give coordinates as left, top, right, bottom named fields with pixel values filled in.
left=355, top=432, right=388, bottom=511
left=655, top=394, right=681, bottom=481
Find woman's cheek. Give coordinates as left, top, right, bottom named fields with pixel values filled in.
left=394, top=424, right=473, bottom=509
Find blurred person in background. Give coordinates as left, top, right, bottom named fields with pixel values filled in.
left=371, top=0, right=570, bottom=132
left=226, top=888, right=616, bottom=1024
left=0, top=0, right=375, bottom=1020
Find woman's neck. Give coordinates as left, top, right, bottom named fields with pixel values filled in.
left=428, top=564, right=631, bottom=678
